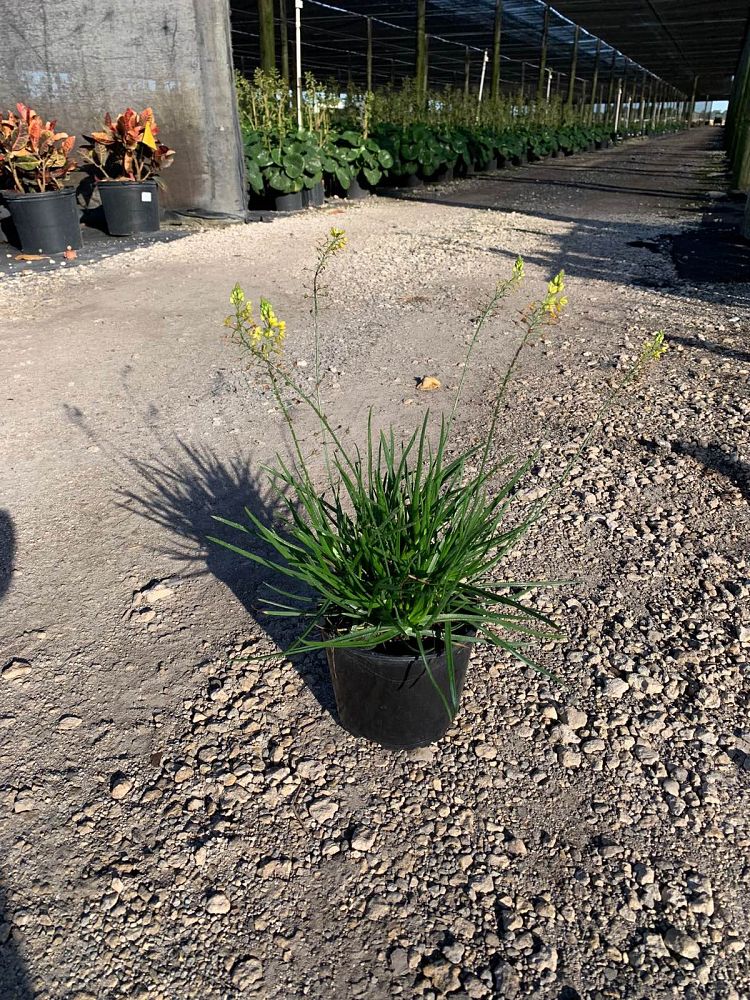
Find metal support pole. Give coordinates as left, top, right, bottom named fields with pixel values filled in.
left=295, top=0, right=303, bottom=130
left=546, top=68, right=553, bottom=103
left=566, top=24, right=580, bottom=111
left=491, top=0, right=503, bottom=100
left=606, top=51, right=617, bottom=124
left=366, top=17, right=373, bottom=92
left=416, top=0, right=427, bottom=97
left=520, top=62, right=526, bottom=97
left=259, top=0, right=276, bottom=72
left=589, top=38, right=601, bottom=123
left=478, top=50, right=489, bottom=110
left=536, top=3, right=550, bottom=103
left=639, top=70, right=647, bottom=131
left=614, top=79, right=623, bottom=133
left=279, top=0, right=289, bottom=83
left=464, top=47, right=471, bottom=97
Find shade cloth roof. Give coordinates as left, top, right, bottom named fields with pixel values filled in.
left=230, top=0, right=746, bottom=99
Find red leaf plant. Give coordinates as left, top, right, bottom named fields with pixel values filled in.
left=81, top=108, right=175, bottom=183
left=0, top=103, right=77, bottom=193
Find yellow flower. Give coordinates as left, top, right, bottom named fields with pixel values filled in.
left=542, top=270, right=567, bottom=320
left=225, top=287, right=286, bottom=360
left=640, top=330, right=668, bottom=363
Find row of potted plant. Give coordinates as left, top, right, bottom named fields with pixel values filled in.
left=242, top=116, right=659, bottom=209
left=0, top=103, right=174, bottom=253
left=238, top=71, right=686, bottom=210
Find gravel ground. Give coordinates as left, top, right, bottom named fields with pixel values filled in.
left=1, top=128, right=748, bottom=1000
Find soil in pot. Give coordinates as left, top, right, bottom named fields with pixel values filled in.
left=3, top=187, right=82, bottom=254
left=326, top=636, right=473, bottom=750
left=99, top=180, right=160, bottom=236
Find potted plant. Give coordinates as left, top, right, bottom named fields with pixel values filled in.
left=80, top=108, right=174, bottom=236
left=244, top=128, right=323, bottom=212
left=211, top=229, right=667, bottom=750
left=0, top=103, right=80, bottom=254
left=323, top=130, right=393, bottom=199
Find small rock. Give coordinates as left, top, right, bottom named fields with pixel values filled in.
left=603, top=677, right=629, bottom=699
left=663, top=926, right=700, bottom=960
left=231, top=956, right=263, bottom=989
left=2, top=659, right=32, bottom=682
left=206, top=891, right=231, bottom=915
left=57, top=715, right=82, bottom=731
left=309, top=798, right=338, bottom=823
left=110, top=773, right=134, bottom=800
left=351, top=827, right=377, bottom=852
left=562, top=707, right=588, bottom=730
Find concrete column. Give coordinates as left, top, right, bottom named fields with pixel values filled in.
left=536, top=3, right=550, bottom=103
left=566, top=24, right=580, bottom=111
left=258, top=0, right=276, bottom=72
left=490, top=0, right=503, bottom=100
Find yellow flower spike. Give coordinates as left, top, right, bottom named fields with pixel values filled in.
left=641, top=330, right=668, bottom=363
left=230, top=284, right=245, bottom=308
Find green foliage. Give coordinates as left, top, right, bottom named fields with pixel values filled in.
left=243, top=127, right=322, bottom=195
left=236, top=70, right=686, bottom=200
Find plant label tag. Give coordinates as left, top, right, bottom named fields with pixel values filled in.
left=141, top=192, right=152, bottom=202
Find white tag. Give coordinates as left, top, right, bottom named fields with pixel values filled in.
left=141, top=191, right=152, bottom=202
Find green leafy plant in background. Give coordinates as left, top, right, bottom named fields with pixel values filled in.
left=212, top=228, right=667, bottom=719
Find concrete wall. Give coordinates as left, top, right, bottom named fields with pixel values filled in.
left=0, top=0, right=246, bottom=216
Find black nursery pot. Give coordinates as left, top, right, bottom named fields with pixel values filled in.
left=274, top=190, right=305, bottom=212
left=326, top=637, right=472, bottom=750
left=3, top=187, right=82, bottom=254
left=99, top=180, right=160, bottom=236
left=344, top=175, right=370, bottom=200
left=304, top=181, right=325, bottom=208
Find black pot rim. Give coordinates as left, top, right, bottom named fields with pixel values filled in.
left=323, top=624, right=476, bottom=665
left=98, top=178, right=158, bottom=188
left=2, top=186, right=76, bottom=202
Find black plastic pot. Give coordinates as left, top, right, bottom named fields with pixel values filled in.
left=3, top=187, right=82, bottom=254
left=480, top=157, right=498, bottom=172
left=326, top=637, right=472, bottom=750
left=345, top=176, right=370, bottom=199
left=432, top=165, right=454, bottom=184
left=274, top=190, right=304, bottom=212
left=392, top=173, right=423, bottom=189
left=305, top=181, right=325, bottom=208
left=99, top=180, right=160, bottom=236
left=511, top=152, right=528, bottom=166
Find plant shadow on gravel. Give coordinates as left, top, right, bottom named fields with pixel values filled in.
left=119, top=440, right=338, bottom=718
left=0, top=881, right=34, bottom=1000
left=0, top=509, right=15, bottom=604
left=643, top=439, right=750, bottom=505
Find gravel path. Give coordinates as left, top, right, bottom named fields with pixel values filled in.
left=1, top=128, right=748, bottom=1000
